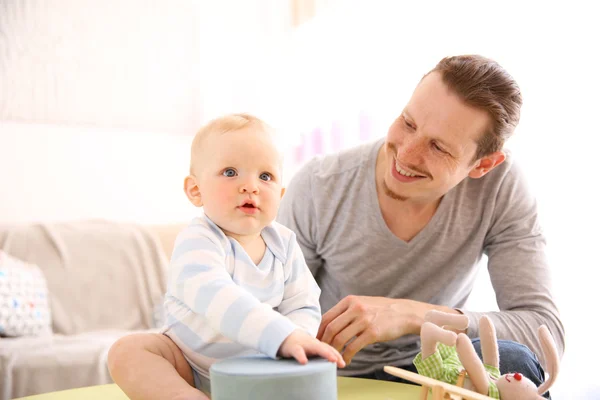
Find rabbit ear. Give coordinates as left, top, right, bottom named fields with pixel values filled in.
left=537, top=325, right=559, bottom=395
left=456, top=333, right=490, bottom=395
left=479, top=316, right=499, bottom=369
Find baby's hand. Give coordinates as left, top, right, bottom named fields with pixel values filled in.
left=278, top=330, right=346, bottom=368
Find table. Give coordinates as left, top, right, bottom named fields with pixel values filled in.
left=15, top=377, right=423, bottom=399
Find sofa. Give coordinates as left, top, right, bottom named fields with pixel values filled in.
left=0, top=220, right=184, bottom=400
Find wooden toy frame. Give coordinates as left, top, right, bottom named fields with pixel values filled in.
left=383, top=366, right=495, bottom=400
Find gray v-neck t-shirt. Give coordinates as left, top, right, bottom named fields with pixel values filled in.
left=277, top=138, right=563, bottom=375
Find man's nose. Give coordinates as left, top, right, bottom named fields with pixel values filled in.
left=397, top=137, right=425, bottom=163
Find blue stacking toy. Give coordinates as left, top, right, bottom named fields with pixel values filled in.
left=210, top=355, right=337, bottom=400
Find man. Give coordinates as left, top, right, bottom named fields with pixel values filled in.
left=277, top=55, right=564, bottom=392
left=108, top=55, right=564, bottom=399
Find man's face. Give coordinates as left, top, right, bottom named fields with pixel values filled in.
left=382, top=72, right=493, bottom=203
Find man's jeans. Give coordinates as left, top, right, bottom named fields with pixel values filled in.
left=355, top=339, right=550, bottom=399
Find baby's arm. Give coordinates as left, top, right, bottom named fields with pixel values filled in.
left=168, top=226, right=297, bottom=359
left=275, top=237, right=344, bottom=367
left=276, top=237, right=322, bottom=336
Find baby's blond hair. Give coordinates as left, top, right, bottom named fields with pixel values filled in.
left=189, top=113, right=275, bottom=174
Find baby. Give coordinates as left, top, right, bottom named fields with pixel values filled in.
left=111, top=113, right=344, bottom=399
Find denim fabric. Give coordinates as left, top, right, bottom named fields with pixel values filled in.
left=355, top=338, right=550, bottom=399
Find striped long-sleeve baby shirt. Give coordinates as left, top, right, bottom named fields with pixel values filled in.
left=161, top=211, right=322, bottom=376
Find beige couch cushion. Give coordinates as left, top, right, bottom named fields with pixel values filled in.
left=0, top=330, right=133, bottom=399
left=0, top=221, right=170, bottom=335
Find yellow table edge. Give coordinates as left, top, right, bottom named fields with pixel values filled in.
left=15, top=377, right=424, bottom=399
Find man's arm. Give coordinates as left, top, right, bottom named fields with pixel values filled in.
left=460, top=161, right=565, bottom=368
left=317, top=294, right=463, bottom=365
left=277, top=159, right=324, bottom=277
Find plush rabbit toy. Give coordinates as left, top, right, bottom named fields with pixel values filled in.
left=414, top=310, right=559, bottom=399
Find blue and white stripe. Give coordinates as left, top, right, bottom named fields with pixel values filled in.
left=161, top=211, right=321, bottom=375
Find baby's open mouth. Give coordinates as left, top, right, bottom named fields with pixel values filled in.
left=238, top=201, right=258, bottom=214
left=240, top=199, right=257, bottom=209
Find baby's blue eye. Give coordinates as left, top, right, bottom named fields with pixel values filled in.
left=259, top=172, right=272, bottom=181
left=223, top=169, right=237, bottom=177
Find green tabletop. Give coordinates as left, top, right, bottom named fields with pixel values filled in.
left=15, top=377, right=423, bottom=399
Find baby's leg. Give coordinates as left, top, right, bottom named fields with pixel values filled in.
left=456, top=333, right=489, bottom=395
left=478, top=315, right=499, bottom=369
left=108, top=333, right=208, bottom=400
left=420, top=321, right=458, bottom=358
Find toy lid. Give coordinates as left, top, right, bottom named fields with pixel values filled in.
left=210, top=355, right=336, bottom=377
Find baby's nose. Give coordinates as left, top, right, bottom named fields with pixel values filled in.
left=240, top=180, right=259, bottom=193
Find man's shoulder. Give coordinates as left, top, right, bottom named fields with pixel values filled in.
left=301, top=138, right=382, bottom=180
left=282, top=139, right=382, bottom=212
left=455, top=150, right=530, bottom=207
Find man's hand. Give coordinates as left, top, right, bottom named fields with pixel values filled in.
left=278, top=329, right=346, bottom=368
left=318, top=295, right=456, bottom=365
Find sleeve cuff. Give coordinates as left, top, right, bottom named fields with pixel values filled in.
left=455, top=309, right=487, bottom=338
left=258, top=316, right=298, bottom=359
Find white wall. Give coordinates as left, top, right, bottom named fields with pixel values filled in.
left=0, top=0, right=292, bottom=132
left=0, top=0, right=293, bottom=224
left=0, top=121, right=195, bottom=224
left=0, top=0, right=199, bottom=133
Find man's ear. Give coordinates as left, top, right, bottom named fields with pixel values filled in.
left=184, top=175, right=203, bottom=207
left=280, top=187, right=286, bottom=199
left=468, top=151, right=506, bottom=179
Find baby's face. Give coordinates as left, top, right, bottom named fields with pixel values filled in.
left=194, top=127, right=283, bottom=240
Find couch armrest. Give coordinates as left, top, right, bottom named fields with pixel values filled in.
left=0, top=330, right=150, bottom=400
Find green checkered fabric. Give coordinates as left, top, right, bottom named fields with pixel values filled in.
left=414, top=343, right=463, bottom=384
left=486, top=369, right=500, bottom=399
left=413, top=343, right=501, bottom=399
left=484, top=380, right=500, bottom=399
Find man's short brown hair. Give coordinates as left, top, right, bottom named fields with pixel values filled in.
left=429, top=55, right=523, bottom=160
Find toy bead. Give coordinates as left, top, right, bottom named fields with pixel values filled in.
left=513, top=372, right=522, bottom=381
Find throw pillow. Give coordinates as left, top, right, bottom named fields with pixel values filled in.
left=0, top=250, right=52, bottom=337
